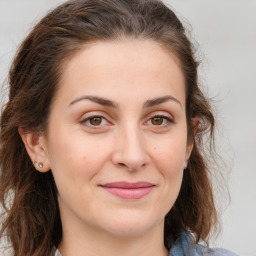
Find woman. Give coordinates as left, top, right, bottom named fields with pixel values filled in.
left=0, top=0, right=238, bottom=255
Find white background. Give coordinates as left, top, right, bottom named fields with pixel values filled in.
left=0, top=1, right=255, bottom=255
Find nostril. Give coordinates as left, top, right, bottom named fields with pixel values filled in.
left=117, top=162, right=134, bottom=171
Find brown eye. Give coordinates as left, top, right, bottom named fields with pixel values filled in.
left=89, top=117, right=103, bottom=126
left=80, top=115, right=109, bottom=128
left=151, top=116, right=164, bottom=125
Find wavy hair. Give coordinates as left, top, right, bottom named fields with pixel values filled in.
left=0, top=0, right=217, bottom=255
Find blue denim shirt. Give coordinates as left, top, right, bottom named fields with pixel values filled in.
left=54, top=232, right=239, bottom=256
left=168, top=232, right=239, bottom=256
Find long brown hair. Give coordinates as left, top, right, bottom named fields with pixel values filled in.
left=0, top=0, right=217, bottom=255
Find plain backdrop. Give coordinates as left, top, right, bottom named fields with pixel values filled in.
left=0, top=1, right=256, bottom=256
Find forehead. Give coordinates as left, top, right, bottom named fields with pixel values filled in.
left=56, top=39, right=185, bottom=106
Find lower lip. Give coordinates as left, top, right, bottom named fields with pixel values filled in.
left=101, top=186, right=154, bottom=199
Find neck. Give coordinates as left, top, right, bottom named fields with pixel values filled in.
left=58, top=221, right=168, bottom=256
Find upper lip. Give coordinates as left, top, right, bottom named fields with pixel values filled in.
left=100, top=181, right=155, bottom=188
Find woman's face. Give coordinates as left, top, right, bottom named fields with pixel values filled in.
left=41, top=40, right=193, bottom=237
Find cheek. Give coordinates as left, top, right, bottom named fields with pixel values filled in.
left=153, top=137, right=187, bottom=171
left=149, top=138, right=186, bottom=216
left=151, top=134, right=187, bottom=194
left=46, top=130, right=111, bottom=185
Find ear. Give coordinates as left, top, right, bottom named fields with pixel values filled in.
left=18, top=128, right=50, bottom=173
left=184, top=117, right=199, bottom=169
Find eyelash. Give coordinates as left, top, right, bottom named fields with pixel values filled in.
left=145, top=115, right=174, bottom=127
left=80, top=114, right=174, bottom=129
left=80, top=116, right=108, bottom=128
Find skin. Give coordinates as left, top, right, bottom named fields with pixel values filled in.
left=20, top=39, right=193, bottom=256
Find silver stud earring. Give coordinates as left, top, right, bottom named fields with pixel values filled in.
left=38, top=162, right=44, bottom=168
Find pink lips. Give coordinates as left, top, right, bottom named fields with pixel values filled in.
left=100, top=182, right=155, bottom=199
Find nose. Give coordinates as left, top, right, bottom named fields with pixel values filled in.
left=112, top=125, right=149, bottom=171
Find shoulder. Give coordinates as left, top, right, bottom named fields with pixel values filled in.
left=169, top=232, right=239, bottom=256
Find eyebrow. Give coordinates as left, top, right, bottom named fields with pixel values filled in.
left=68, top=95, right=181, bottom=108
left=69, top=95, right=118, bottom=108
left=143, top=95, right=182, bottom=108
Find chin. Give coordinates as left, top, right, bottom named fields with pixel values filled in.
left=100, top=214, right=164, bottom=238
